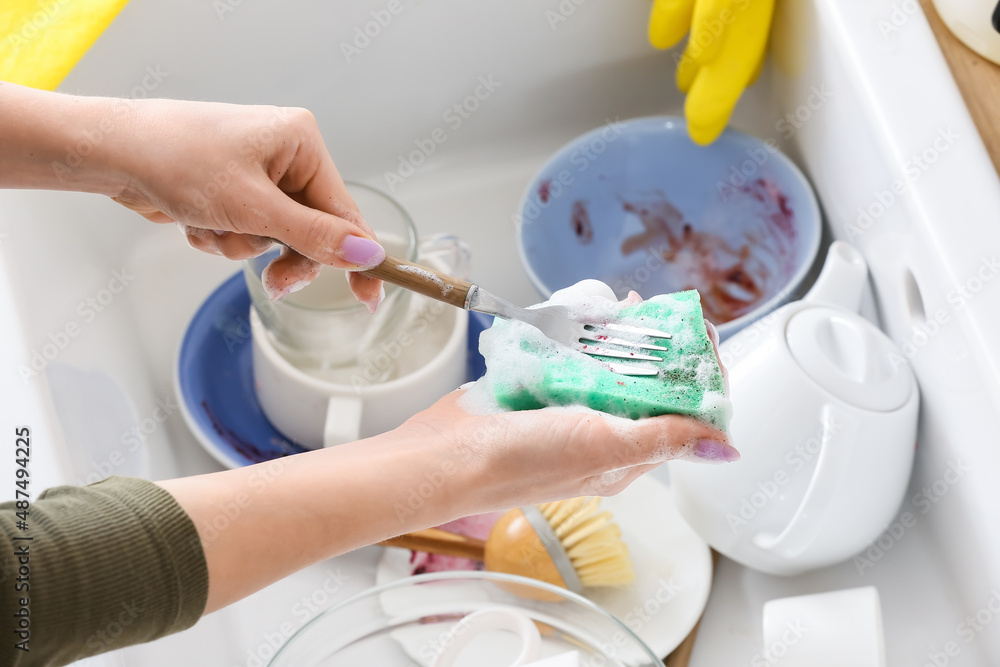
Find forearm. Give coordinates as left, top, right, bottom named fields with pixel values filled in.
left=157, top=425, right=479, bottom=614
left=0, top=82, right=133, bottom=195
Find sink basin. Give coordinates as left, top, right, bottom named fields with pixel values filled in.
left=1, top=0, right=999, bottom=664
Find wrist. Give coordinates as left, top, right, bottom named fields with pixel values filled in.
left=65, top=95, right=140, bottom=196
left=365, top=423, right=488, bottom=533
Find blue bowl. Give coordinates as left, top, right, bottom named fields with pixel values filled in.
left=515, top=117, right=821, bottom=338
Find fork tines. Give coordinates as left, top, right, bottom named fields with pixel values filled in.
left=576, top=322, right=672, bottom=377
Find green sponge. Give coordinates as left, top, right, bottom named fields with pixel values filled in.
left=473, top=289, right=730, bottom=431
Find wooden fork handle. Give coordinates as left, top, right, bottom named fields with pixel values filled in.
left=379, top=527, right=487, bottom=561
left=362, top=254, right=474, bottom=310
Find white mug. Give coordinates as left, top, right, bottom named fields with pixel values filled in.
left=251, top=256, right=468, bottom=449
left=431, top=607, right=580, bottom=667
left=432, top=607, right=541, bottom=667
left=669, top=243, right=919, bottom=575
left=761, top=587, right=886, bottom=667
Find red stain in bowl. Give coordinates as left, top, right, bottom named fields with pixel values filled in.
left=571, top=200, right=594, bottom=244
left=617, top=180, right=796, bottom=325
left=538, top=179, right=552, bottom=203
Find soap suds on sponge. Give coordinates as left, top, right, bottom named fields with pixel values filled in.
left=460, top=280, right=731, bottom=432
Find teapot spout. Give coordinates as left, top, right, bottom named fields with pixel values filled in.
left=804, top=241, right=868, bottom=312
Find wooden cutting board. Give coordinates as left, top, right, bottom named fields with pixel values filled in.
left=923, top=0, right=1000, bottom=177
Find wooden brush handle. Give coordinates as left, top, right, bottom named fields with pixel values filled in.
left=363, top=254, right=474, bottom=309
left=379, top=528, right=487, bottom=561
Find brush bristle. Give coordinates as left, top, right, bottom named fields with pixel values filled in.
left=537, top=497, right=635, bottom=587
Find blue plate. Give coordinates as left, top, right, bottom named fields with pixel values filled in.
left=176, top=271, right=491, bottom=469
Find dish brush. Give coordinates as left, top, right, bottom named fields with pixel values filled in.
left=381, top=497, right=635, bottom=598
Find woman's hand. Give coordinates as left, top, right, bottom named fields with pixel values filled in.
left=394, top=389, right=736, bottom=514
left=111, top=99, right=384, bottom=310
left=0, top=84, right=383, bottom=310
left=160, top=389, right=735, bottom=613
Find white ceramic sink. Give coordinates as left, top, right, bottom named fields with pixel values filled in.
left=2, top=0, right=999, bottom=664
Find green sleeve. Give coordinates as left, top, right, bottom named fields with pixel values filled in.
left=0, top=476, right=209, bottom=666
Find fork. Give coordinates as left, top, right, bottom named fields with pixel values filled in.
left=364, top=255, right=671, bottom=376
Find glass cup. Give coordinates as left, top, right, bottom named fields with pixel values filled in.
left=244, top=183, right=468, bottom=383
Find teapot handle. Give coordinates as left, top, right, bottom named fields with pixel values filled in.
left=804, top=241, right=868, bottom=312
left=752, top=404, right=861, bottom=558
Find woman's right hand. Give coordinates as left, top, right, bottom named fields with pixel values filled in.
left=107, top=98, right=387, bottom=310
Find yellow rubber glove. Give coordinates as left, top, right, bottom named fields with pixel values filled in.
left=1, top=0, right=130, bottom=90
left=648, top=0, right=775, bottom=145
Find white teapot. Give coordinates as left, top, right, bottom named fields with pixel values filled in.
left=669, top=242, right=919, bottom=576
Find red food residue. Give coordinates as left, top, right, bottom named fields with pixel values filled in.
left=538, top=179, right=552, bottom=203
left=618, top=179, right=796, bottom=324
left=571, top=200, right=594, bottom=244
left=201, top=400, right=295, bottom=463
left=407, top=512, right=503, bottom=575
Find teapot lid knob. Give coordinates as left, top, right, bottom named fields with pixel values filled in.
left=786, top=307, right=915, bottom=412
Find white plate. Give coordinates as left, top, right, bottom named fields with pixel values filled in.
left=376, top=474, right=713, bottom=658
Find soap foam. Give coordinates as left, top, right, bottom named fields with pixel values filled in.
left=396, top=264, right=454, bottom=297
left=459, top=280, right=732, bottom=432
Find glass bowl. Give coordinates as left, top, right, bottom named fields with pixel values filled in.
left=269, top=571, right=661, bottom=667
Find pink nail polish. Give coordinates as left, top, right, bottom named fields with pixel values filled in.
left=341, top=236, right=385, bottom=269
left=693, top=439, right=740, bottom=463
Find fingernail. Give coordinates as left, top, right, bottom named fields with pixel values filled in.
left=363, top=285, right=385, bottom=314
left=704, top=319, right=720, bottom=346
left=340, top=235, right=385, bottom=269
left=692, top=439, right=740, bottom=463
left=265, top=281, right=293, bottom=301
